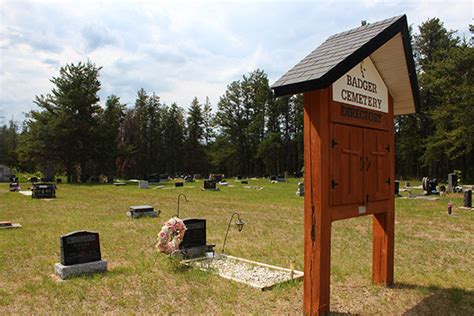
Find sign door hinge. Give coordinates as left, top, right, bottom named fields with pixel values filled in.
left=311, top=206, right=316, bottom=242
left=386, top=177, right=391, bottom=185
left=386, top=145, right=390, bottom=152
left=331, top=180, right=338, bottom=189
left=331, top=138, right=338, bottom=148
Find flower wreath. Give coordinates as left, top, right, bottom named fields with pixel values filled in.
left=156, top=217, right=187, bottom=255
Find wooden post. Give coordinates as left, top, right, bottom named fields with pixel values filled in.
left=372, top=95, right=395, bottom=285
left=304, top=89, right=332, bottom=315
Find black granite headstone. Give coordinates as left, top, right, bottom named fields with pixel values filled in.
left=241, top=180, right=248, bottom=184
left=180, top=219, right=206, bottom=249
left=32, top=183, right=56, bottom=198
left=175, top=182, right=184, bottom=187
left=60, top=231, right=101, bottom=266
left=464, top=190, right=472, bottom=208
left=394, top=181, right=400, bottom=196
left=270, top=175, right=277, bottom=181
left=203, top=180, right=217, bottom=190
left=448, top=173, right=457, bottom=193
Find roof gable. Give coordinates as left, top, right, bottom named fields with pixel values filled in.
left=271, top=15, right=419, bottom=115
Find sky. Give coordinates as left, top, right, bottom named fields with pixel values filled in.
left=0, top=0, right=472, bottom=123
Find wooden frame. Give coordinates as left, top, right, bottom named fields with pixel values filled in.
left=303, top=86, right=395, bottom=314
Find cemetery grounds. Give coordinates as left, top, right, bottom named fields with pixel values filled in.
left=0, top=178, right=473, bottom=314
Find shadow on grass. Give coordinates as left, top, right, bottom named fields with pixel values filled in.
left=397, top=283, right=474, bottom=315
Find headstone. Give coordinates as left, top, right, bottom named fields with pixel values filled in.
left=193, top=174, right=202, bottom=180
left=30, top=177, right=38, bottom=183
left=32, top=183, right=56, bottom=199
left=464, top=190, right=472, bottom=208
left=127, top=205, right=159, bottom=219
left=114, top=182, right=126, bottom=186
left=55, top=231, right=107, bottom=279
left=138, top=180, right=149, bottom=189
left=184, top=175, right=194, bottom=182
left=148, top=173, right=160, bottom=183
left=241, top=180, right=248, bottom=184
left=236, top=175, right=242, bottom=180
left=270, top=175, right=277, bottom=181
left=203, top=180, right=218, bottom=190
left=448, top=173, right=457, bottom=193
left=9, top=182, right=20, bottom=192
left=394, top=181, right=400, bottom=196
left=219, top=181, right=228, bottom=186
left=56, top=178, right=62, bottom=184
left=277, top=175, right=286, bottom=182
left=210, top=174, right=224, bottom=182
left=175, top=182, right=184, bottom=187
left=179, top=218, right=214, bottom=259
left=296, top=182, right=304, bottom=197
left=0, top=221, right=21, bottom=229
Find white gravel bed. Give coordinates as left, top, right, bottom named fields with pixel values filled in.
left=183, top=254, right=303, bottom=290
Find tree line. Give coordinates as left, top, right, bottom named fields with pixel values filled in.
left=0, top=18, right=472, bottom=182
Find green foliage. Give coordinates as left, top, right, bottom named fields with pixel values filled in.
left=396, top=18, right=473, bottom=181
left=18, top=61, right=102, bottom=181
left=0, top=120, right=19, bottom=167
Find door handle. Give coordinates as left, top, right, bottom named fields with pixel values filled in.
left=366, top=157, right=371, bottom=171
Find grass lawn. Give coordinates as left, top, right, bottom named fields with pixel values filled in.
left=0, top=179, right=473, bottom=314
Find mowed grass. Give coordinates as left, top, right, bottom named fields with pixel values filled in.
left=0, top=179, right=472, bottom=314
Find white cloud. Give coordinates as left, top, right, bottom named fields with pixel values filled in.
left=0, top=0, right=471, bottom=122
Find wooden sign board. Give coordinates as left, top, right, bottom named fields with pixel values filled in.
left=271, top=15, right=419, bottom=314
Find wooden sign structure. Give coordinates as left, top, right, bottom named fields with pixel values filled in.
left=272, top=15, right=419, bottom=314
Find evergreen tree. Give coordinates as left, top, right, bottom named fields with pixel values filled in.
left=0, top=120, right=19, bottom=167
left=19, top=61, right=102, bottom=182
left=184, top=97, right=208, bottom=174
left=97, top=95, right=126, bottom=181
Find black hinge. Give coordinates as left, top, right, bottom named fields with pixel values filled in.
left=386, top=145, right=390, bottom=152
left=331, top=180, right=338, bottom=189
left=331, top=139, right=338, bottom=148
left=386, top=177, right=391, bottom=185
left=311, top=206, right=316, bottom=242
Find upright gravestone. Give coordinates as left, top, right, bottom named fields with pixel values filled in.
left=296, top=182, right=304, bottom=197
left=203, top=180, right=218, bottom=190
left=179, top=218, right=214, bottom=259
left=394, top=181, right=400, bottom=196
left=175, top=182, right=184, bottom=187
left=138, top=180, right=149, bottom=189
left=127, top=205, right=159, bottom=219
left=448, top=173, right=457, bottom=193
left=463, top=190, right=472, bottom=208
left=32, top=183, right=56, bottom=199
left=54, top=231, right=107, bottom=279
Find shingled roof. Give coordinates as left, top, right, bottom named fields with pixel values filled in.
left=271, top=15, right=419, bottom=115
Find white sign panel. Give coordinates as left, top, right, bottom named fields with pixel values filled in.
left=332, top=57, right=388, bottom=113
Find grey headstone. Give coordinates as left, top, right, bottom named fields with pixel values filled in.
left=127, top=205, right=159, bottom=218
left=54, top=260, right=107, bottom=280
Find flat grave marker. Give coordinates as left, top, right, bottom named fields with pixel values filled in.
left=0, top=221, right=21, bottom=229
left=127, top=205, right=159, bottom=218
